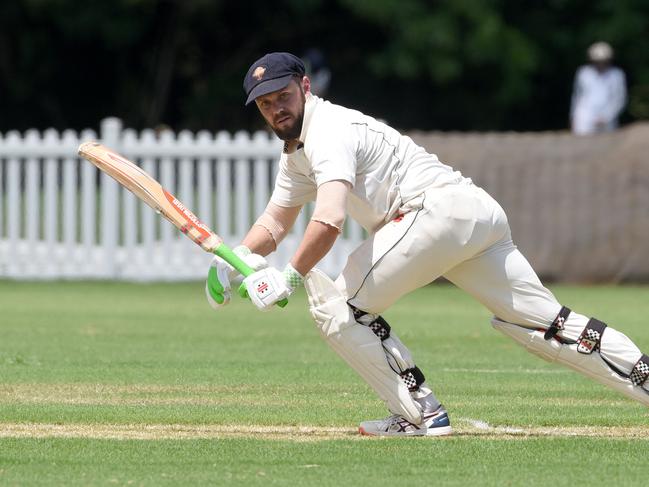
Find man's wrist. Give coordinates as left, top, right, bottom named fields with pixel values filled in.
left=283, top=263, right=305, bottom=291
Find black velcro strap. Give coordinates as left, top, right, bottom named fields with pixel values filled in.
left=577, top=318, right=607, bottom=354
left=630, top=354, right=649, bottom=387
left=350, top=305, right=366, bottom=320
left=544, top=306, right=571, bottom=340
left=351, top=305, right=392, bottom=341
left=368, top=316, right=391, bottom=341
left=400, top=366, right=425, bottom=392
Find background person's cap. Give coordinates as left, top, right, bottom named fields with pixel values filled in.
left=243, top=52, right=306, bottom=105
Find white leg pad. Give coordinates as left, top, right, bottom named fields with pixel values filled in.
left=305, top=268, right=423, bottom=424
left=492, top=318, right=649, bottom=406
left=355, top=312, right=439, bottom=407
left=353, top=311, right=417, bottom=376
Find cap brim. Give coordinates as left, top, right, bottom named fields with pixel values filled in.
left=245, top=74, right=295, bottom=105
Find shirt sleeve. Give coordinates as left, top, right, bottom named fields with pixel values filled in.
left=270, top=154, right=317, bottom=207
left=570, top=67, right=586, bottom=118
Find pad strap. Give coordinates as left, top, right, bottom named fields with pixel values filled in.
left=351, top=306, right=392, bottom=341
left=544, top=306, right=571, bottom=340
left=400, top=367, right=425, bottom=392
left=351, top=305, right=424, bottom=392
left=577, top=318, right=607, bottom=354
left=630, top=354, right=649, bottom=386
left=368, top=316, right=391, bottom=341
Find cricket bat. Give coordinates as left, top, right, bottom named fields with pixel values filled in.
left=78, top=141, right=286, bottom=306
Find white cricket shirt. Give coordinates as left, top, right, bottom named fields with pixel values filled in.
left=570, top=65, right=626, bottom=134
left=270, top=94, right=466, bottom=232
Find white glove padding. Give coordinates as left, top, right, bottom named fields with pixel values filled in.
left=242, top=266, right=301, bottom=312
left=205, top=247, right=268, bottom=310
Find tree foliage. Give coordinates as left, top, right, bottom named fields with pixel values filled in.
left=1, top=0, right=648, bottom=132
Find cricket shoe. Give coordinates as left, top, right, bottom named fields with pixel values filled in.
left=358, top=406, right=452, bottom=437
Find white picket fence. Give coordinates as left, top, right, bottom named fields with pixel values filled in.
left=0, top=118, right=363, bottom=280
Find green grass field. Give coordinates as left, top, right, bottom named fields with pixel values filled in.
left=1, top=280, right=648, bottom=486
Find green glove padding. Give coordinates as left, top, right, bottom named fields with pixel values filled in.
left=207, top=266, right=228, bottom=304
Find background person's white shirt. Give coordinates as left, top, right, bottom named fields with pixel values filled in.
left=270, top=95, right=467, bottom=232
left=571, top=65, right=626, bottom=135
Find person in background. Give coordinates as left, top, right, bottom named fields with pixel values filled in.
left=570, top=41, right=627, bottom=135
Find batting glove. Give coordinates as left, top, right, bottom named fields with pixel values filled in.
left=205, top=245, right=268, bottom=310
left=242, top=264, right=304, bottom=312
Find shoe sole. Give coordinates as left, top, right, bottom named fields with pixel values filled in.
left=358, top=426, right=453, bottom=437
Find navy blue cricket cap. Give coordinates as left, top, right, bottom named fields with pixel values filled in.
left=243, top=52, right=305, bottom=105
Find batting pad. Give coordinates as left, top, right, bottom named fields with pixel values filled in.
left=304, top=268, right=424, bottom=424
left=492, top=318, right=649, bottom=406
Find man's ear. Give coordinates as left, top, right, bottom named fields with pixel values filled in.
left=301, top=76, right=311, bottom=95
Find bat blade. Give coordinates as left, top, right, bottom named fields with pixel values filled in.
left=78, top=141, right=221, bottom=253
left=78, top=141, right=287, bottom=307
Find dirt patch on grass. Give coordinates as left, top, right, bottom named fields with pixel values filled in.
left=0, top=423, right=357, bottom=441
left=1, top=422, right=648, bottom=441
left=456, top=418, right=649, bottom=439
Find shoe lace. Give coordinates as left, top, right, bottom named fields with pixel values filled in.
left=381, top=414, right=408, bottom=430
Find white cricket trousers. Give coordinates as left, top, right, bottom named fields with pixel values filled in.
left=336, top=182, right=562, bottom=328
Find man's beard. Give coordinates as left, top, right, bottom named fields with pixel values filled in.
left=270, top=87, right=306, bottom=141
left=271, top=111, right=304, bottom=142
left=271, top=110, right=304, bottom=141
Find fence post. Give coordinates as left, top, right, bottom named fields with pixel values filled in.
left=100, top=117, right=122, bottom=278
left=6, top=153, right=20, bottom=277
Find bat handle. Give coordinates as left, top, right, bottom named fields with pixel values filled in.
left=213, top=244, right=288, bottom=308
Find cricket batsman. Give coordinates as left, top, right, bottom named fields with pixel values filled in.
left=205, top=52, right=649, bottom=437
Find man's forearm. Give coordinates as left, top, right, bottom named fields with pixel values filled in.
left=290, top=220, right=339, bottom=276
left=241, top=225, right=277, bottom=257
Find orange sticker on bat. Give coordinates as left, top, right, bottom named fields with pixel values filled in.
left=164, top=190, right=213, bottom=239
